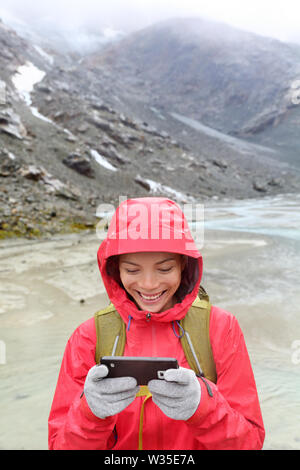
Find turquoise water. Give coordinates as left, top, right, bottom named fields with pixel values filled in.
left=204, top=193, right=300, bottom=241
left=202, top=193, right=300, bottom=449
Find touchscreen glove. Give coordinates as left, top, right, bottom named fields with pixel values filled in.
left=148, top=367, right=201, bottom=421
left=84, top=364, right=140, bottom=419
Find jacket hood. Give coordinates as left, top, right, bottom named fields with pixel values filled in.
left=97, top=197, right=203, bottom=324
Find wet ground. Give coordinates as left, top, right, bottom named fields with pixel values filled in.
left=0, top=193, right=299, bottom=449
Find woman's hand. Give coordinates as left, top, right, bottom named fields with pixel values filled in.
left=148, top=367, right=201, bottom=420
left=84, top=365, right=140, bottom=419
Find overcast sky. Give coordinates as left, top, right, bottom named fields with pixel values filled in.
left=1, top=0, right=300, bottom=43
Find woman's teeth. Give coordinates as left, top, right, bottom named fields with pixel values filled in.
left=139, top=291, right=165, bottom=301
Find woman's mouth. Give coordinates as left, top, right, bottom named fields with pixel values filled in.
left=137, top=290, right=167, bottom=303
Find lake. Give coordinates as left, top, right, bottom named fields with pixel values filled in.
left=0, top=192, right=299, bottom=449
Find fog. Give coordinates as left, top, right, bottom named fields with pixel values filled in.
left=1, top=0, right=300, bottom=43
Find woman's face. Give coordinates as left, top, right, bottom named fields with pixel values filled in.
left=119, top=252, right=185, bottom=313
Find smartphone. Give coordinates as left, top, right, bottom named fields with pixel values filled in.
left=100, top=356, right=179, bottom=385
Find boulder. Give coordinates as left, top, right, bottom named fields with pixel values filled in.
left=18, top=165, right=45, bottom=181
left=18, top=164, right=81, bottom=200
left=212, top=158, right=228, bottom=170
left=97, top=145, right=130, bottom=165
left=62, top=153, right=95, bottom=177
left=253, top=179, right=268, bottom=192
left=87, top=115, right=113, bottom=132
left=134, top=175, right=151, bottom=191
left=0, top=154, right=20, bottom=176
left=0, top=108, right=27, bottom=140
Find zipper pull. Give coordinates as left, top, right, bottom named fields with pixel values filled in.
left=146, top=312, right=151, bottom=321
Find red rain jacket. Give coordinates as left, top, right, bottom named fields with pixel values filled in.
left=48, top=198, right=265, bottom=450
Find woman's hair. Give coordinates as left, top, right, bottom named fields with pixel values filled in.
left=106, top=255, right=121, bottom=284
left=106, top=254, right=199, bottom=304
left=176, top=256, right=199, bottom=301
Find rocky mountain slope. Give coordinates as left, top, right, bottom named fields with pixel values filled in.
left=1, top=17, right=300, bottom=240
left=84, top=17, right=300, bottom=169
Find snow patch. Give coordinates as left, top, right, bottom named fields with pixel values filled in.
left=12, top=61, right=46, bottom=106
left=139, top=176, right=192, bottom=203
left=11, top=61, right=59, bottom=126
left=33, top=45, right=54, bottom=65
left=90, top=149, right=117, bottom=172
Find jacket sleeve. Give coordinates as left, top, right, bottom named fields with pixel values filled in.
left=48, top=319, right=117, bottom=450
left=186, top=307, right=265, bottom=450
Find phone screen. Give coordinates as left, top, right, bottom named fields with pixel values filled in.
left=100, top=356, right=179, bottom=385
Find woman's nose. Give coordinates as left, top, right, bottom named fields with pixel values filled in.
left=139, top=272, right=160, bottom=291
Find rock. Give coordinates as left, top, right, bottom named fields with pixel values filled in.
left=54, top=184, right=81, bottom=201
left=109, top=130, right=134, bottom=148
left=64, top=133, right=77, bottom=143
left=134, top=175, right=151, bottom=191
left=86, top=113, right=135, bottom=148
left=212, top=158, right=228, bottom=170
left=53, top=110, right=65, bottom=121
left=97, top=145, right=130, bottom=165
left=0, top=108, right=27, bottom=140
left=119, top=114, right=138, bottom=129
left=0, top=156, right=20, bottom=176
left=19, top=165, right=45, bottom=181
left=140, top=123, right=169, bottom=139
left=56, top=81, right=70, bottom=92
left=253, top=179, right=268, bottom=192
left=76, top=124, right=89, bottom=133
left=0, top=48, right=13, bottom=60
left=18, top=164, right=81, bottom=200
left=36, top=84, right=52, bottom=93
left=62, top=153, right=95, bottom=178
left=100, top=135, right=116, bottom=146
left=92, top=102, right=114, bottom=113
left=268, top=177, right=283, bottom=187
left=87, top=115, right=113, bottom=132
left=0, top=79, right=7, bottom=105
left=25, top=195, right=35, bottom=203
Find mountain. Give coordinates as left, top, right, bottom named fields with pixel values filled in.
left=1, top=17, right=300, bottom=240
left=0, top=9, right=125, bottom=55
left=83, top=17, right=300, bottom=169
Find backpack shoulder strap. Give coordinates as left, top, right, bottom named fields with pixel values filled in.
left=179, top=286, right=217, bottom=383
left=94, top=287, right=217, bottom=383
left=94, top=303, right=126, bottom=363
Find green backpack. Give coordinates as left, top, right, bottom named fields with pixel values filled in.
left=94, top=286, right=217, bottom=386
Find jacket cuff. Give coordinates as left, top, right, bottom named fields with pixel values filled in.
left=186, top=378, right=215, bottom=426
left=80, top=393, right=116, bottom=425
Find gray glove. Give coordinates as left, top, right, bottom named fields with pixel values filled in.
left=148, top=367, right=201, bottom=421
left=84, top=364, right=140, bottom=419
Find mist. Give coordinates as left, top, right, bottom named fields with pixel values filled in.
left=1, top=0, right=300, bottom=44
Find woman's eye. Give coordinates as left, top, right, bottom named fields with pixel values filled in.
left=159, top=267, right=172, bottom=273
left=126, top=269, right=139, bottom=274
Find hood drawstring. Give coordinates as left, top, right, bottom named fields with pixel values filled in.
left=172, top=320, right=185, bottom=338
left=127, top=315, right=133, bottom=331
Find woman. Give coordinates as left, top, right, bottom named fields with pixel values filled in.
left=48, top=197, right=265, bottom=450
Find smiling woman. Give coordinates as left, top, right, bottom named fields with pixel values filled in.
left=48, top=196, right=265, bottom=450
left=119, top=252, right=185, bottom=313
